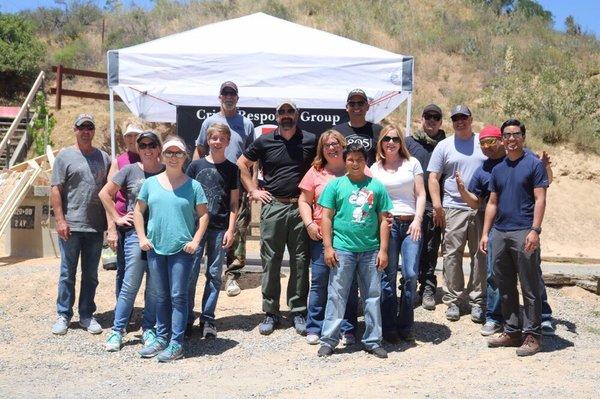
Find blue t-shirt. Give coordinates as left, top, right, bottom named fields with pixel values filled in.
left=489, top=152, right=549, bottom=232
left=468, top=157, right=503, bottom=207
left=195, top=113, right=255, bottom=163
left=137, top=176, right=207, bottom=255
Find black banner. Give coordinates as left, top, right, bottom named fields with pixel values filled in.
left=176, top=105, right=347, bottom=149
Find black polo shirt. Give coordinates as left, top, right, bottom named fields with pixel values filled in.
left=332, top=121, right=382, bottom=167
left=243, top=128, right=316, bottom=198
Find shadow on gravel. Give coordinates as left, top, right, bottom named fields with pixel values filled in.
left=184, top=337, right=239, bottom=359
left=235, top=272, right=262, bottom=291
left=218, top=313, right=265, bottom=332
left=414, top=321, right=451, bottom=345
left=543, top=335, right=574, bottom=352
left=553, top=317, right=577, bottom=334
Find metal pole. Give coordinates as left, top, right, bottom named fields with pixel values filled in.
left=405, top=92, right=413, bottom=137
left=109, top=88, right=116, bottom=158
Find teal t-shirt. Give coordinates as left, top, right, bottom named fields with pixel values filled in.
left=137, top=176, right=207, bottom=255
left=318, top=175, right=392, bottom=252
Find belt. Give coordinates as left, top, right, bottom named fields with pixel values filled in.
left=273, top=196, right=299, bottom=204
left=393, top=215, right=414, bottom=222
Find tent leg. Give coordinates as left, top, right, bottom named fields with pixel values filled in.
left=405, top=92, right=412, bottom=137
left=109, top=88, right=116, bottom=159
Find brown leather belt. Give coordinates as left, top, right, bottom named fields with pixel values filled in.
left=394, top=215, right=414, bottom=222
left=273, top=196, right=299, bottom=204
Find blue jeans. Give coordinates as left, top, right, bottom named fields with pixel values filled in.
left=115, top=228, right=127, bottom=299
left=111, top=230, right=157, bottom=333
left=56, top=231, right=104, bottom=320
left=321, top=249, right=383, bottom=350
left=381, top=219, right=422, bottom=333
left=306, top=240, right=358, bottom=336
left=147, top=249, right=194, bottom=345
left=187, top=229, right=226, bottom=324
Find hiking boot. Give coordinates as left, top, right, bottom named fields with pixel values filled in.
left=52, top=315, right=69, bottom=335
left=365, top=346, right=388, bottom=359
left=225, top=278, right=241, bottom=297
left=541, top=320, right=555, bottom=336
left=258, top=314, right=279, bottom=335
left=139, top=338, right=167, bottom=358
left=487, top=332, right=522, bottom=348
left=341, top=333, right=356, bottom=346
left=382, top=330, right=400, bottom=344
left=202, top=322, right=218, bottom=339
left=157, top=342, right=184, bottom=363
left=318, top=345, right=334, bottom=357
left=142, top=329, right=157, bottom=347
left=480, top=321, right=503, bottom=336
left=398, top=329, right=415, bottom=342
left=470, top=305, right=485, bottom=324
left=421, top=287, right=436, bottom=310
left=79, top=317, right=103, bottom=334
left=446, top=304, right=460, bottom=321
left=516, top=334, right=541, bottom=357
left=292, top=314, right=307, bottom=336
left=306, top=333, right=320, bottom=345
left=105, top=330, right=123, bottom=352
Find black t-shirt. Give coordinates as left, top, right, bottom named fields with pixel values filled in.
left=243, top=128, right=316, bottom=198
left=332, top=121, right=382, bottom=166
left=185, top=158, right=239, bottom=230
left=405, top=130, right=446, bottom=207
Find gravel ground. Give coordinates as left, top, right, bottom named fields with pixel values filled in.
left=0, top=257, right=598, bottom=399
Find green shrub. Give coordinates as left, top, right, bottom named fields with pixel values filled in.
left=30, top=92, right=56, bottom=155
left=53, top=37, right=95, bottom=67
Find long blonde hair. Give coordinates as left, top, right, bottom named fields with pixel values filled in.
left=376, top=124, right=411, bottom=162
left=312, top=129, right=347, bottom=171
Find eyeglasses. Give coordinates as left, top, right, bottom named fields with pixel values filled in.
left=479, top=138, right=499, bottom=148
left=221, top=90, right=237, bottom=96
left=138, top=142, right=158, bottom=150
left=323, top=142, right=341, bottom=149
left=163, top=151, right=186, bottom=158
left=347, top=101, right=366, bottom=107
left=502, top=132, right=523, bottom=139
left=423, top=113, right=441, bottom=121
left=451, top=115, right=469, bottom=122
left=277, top=108, right=296, bottom=115
left=381, top=136, right=401, bottom=143
left=77, top=124, right=95, bottom=131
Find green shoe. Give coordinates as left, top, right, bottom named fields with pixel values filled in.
left=139, top=338, right=167, bottom=358
left=157, top=342, right=183, bottom=363
left=105, top=330, right=123, bottom=352
left=142, top=329, right=157, bottom=347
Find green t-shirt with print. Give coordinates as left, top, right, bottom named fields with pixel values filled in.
left=318, top=175, right=392, bottom=252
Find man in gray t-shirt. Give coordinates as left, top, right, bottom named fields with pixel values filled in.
left=50, top=114, right=111, bottom=336
left=427, top=105, right=487, bottom=323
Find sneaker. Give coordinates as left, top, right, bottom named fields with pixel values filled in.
left=470, top=305, right=485, bottom=324
left=421, top=287, right=436, bottom=310
left=488, top=332, right=522, bottom=348
left=139, top=338, right=167, bottom=358
left=258, top=314, right=279, bottom=335
left=398, top=329, right=415, bottom=342
left=317, top=345, right=334, bottom=357
left=105, top=330, right=123, bottom=352
left=341, top=333, right=356, bottom=346
left=292, top=314, right=307, bottom=336
left=306, top=333, right=320, bottom=345
left=142, top=329, right=157, bottom=347
left=202, top=322, right=218, bottom=339
left=382, top=330, right=400, bottom=344
left=541, top=320, right=555, bottom=336
left=516, top=334, right=541, bottom=357
left=157, top=342, right=184, bottom=362
left=225, top=278, right=241, bottom=297
left=480, top=321, right=503, bottom=336
left=446, top=304, right=460, bottom=321
left=79, top=317, right=103, bottom=334
left=52, top=315, right=69, bottom=335
left=365, top=346, right=388, bottom=359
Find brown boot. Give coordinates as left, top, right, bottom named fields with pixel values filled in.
left=516, top=334, right=541, bottom=357
left=487, top=331, right=522, bottom=348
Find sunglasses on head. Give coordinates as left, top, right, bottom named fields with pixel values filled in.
left=451, top=115, right=469, bottom=122
left=277, top=108, right=296, bottom=116
left=138, top=142, right=158, bottom=150
left=423, top=113, right=441, bottom=121
left=77, top=124, right=95, bottom=130
left=221, top=90, right=237, bottom=96
left=347, top=100, right=366, bottom=107
left=381, top=136, right=401, bottom=143
left=163, top=151, right=186, bottom=158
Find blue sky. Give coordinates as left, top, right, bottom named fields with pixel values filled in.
left=1, top=0, right=598, bottom=37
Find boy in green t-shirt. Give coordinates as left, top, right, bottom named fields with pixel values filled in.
left=317, top=143, right=392, bottom=358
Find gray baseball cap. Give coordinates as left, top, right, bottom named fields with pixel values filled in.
left=450, top=105, right=471, bottom=118
left=422, top=104, right=442, bottom=116
left=74, top=113, right=95, bottom=127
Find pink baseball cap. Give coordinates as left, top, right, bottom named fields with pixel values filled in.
left=479, top=125, right=501, bottom=140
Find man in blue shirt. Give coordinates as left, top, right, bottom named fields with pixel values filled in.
left=480, top=119, right=548, bottom=357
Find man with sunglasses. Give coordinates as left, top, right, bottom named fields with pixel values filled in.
left=428, top=105, right=487, bottom=323
left=237, top=100, right=316, bottom=336
left=405, top=104, right=446, bottom=311
left=194, top=81, right=255, bottom=298
left=51, top=114, right=111, bottom=336
left=333, top=89, right=382, bottom=167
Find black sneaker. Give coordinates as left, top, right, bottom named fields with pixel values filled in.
left=421, top=287, right=436, bottom=310
left=382, top=330, right=400, bottom=344
left=259, top=314, right=279, bottom=335
left=398, top=329, right=415, bottom=342
left=365, top=346, right=388, bottom=359
left=317, top=345, right=334, bottom=357
left=292, top=314, right=307, bottom=336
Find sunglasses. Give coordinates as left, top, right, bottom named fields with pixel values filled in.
left=502, top=132, right=523, bottom=139
left=277, top=108, right=296, bottom=115
left=77, top=124, right=95, bottom=131
left=381, top=136, right=401, bottom=143
left=138, top=142, right=159, bottom=150
left=221, top=90, right=237, bottom=96
left=451, top=115, right=469, bottom=122
left=163, top=151, right=186, bottom=158
left=347, top=100, right=366, bottom=107
left=479, top=138, right=499, bottom=148
left=423, top=113, right=441, bottom=121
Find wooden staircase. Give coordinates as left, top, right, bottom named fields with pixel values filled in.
left=0, top=109, right=31, bottom=169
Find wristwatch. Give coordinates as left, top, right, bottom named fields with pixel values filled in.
left=531, top=226, right=542, bottom=234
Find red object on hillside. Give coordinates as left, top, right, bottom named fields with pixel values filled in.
left=0, top=106, right=20, bottom=119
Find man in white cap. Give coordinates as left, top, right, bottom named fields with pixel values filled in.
left=51, top=114, right=111, bottom=335
left=194, top=81, right=255, bottom=297
left=237, top=100, right=316, bottom=336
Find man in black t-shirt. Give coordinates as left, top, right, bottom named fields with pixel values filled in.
left=237, top=100, right=316, bottom=337
left=332, top=89, right=382, bottom=167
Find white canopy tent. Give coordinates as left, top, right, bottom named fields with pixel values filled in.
left=107, top=12, right=414, bottom=157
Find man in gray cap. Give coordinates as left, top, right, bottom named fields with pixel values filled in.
left=51, top=114, right=111, bottom=335
left=427, top=105, right=487, bottom=322
left=332, top=89, right=382, bottom=167
left=194, top=81, right=255, bottom=297
left=237, top=100, right=316, bottom=336
left=405, top=104, right=446, bottom=310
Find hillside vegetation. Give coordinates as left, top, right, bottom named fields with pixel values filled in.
left=3, top=0, right=600, bottom=152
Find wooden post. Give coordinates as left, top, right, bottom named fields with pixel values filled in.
left=101, top=18, right=105, bottom=49
left=55, top=64, right=63, bottom=110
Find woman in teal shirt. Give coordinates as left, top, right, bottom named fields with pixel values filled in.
left=134, top=135, right=209, bottom=362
